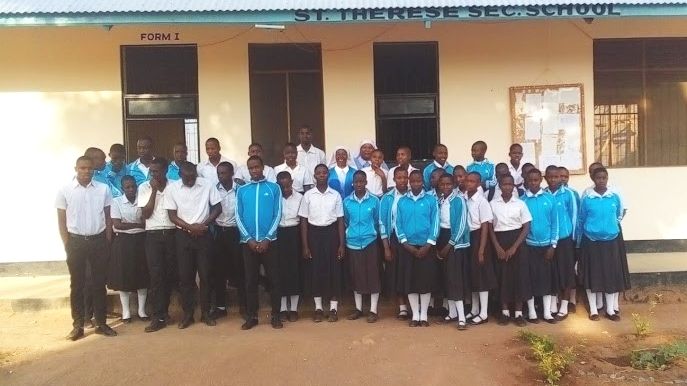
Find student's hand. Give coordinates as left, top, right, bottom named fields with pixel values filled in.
left=247, top=239, right=259, bottom=253
left=439, top=245, right=450, bottom=260
left=495, top=246, right=506, bottom=261
left=302, top=247, right=312, bottom=260
left=418, top=244, right=431, bottom=259
left=258, top=239, right=270, bottom=253
left=505, top=247, right=517, bottom=261
left=545, top=247, right=555, bottom=261
left=373, top=167, right=385, bottom=178
left=150, top=178, right=160, bottom=192
left=478, top=249, right=485, bottom=265
left=384, top=246, right=393, bottom=262
left=337, top=246, right=345, bottom=261
left=189, top=224, right=208, bottom=237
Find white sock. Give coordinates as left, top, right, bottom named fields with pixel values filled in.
left=502, top=309, right=510, bottom=317
left=290, top=295, right=299, bottom=312
left=442, top=298, right=448, bottom=308
left=137, top=289, right=148, bottom=318
left=447, top=300, right=458, bottom=319
left=559, top=300, right=569, bottom=315
left=119, top=291, right=131, bottom=320
left=570, top=288, right=577, bottom=305
left=314, top=297, right=323, bottom=311
left=527, top=297, right=537, bottom=319
left=551, top=295, right=559, bottom=314
left=586, top=290, right=598, bottom=315
left=543, top=295, right=552, bottom=319
left=479, top=291, right=489, bottom=319
left=400, top=304, right=408, bottom=312
left=370, top=293, right=380, bottom=314
left=408, top=294, right=420, bottom=321
left=420, top=293, right=431, bottom=321
left=605, top=293, right=616, bottom=316
left=354, top=292, right=363, bottom=311
left=457, top=301, right=466, bottom=323
left=470, top=292, right=479, bottom=316
left=330, top=300, right=338, bottom=312
left=596, top=292, right=604, bottom=309
left=613, top=292, right=620, bottom=311
left=217, top=306, right=226, bottom=310
left=515, top=310, right=523, bottom=318
left=280, top=296, right=288, bottom=312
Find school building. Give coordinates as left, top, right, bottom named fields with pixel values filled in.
left=1, top=1, right=686, bottom=272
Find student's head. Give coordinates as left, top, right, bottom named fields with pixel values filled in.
left=509, top=144, right=523, bottom=164
left=179, top=161, right=198, bottom=187
left=246, top=156, right=264, bottom=181
left=438, top=173, right=454, bottom=197
left=335, top=148, right=349, bottom=168
left=526, top=169, right=543, bottom=192
left=588, top=162, right=603, bottom=182
left=353, top=170, right=367, bottom=195
left=396, top=146, right=412, bottom=166
left=558, top=166, right=570, bottom=186
left=149, top=157, right=169, bottom=183
left=283, top=142, right=298, bottom=164
left=495, top=162, right=510, bottom=178
left=173, top=143, right=188, bottom=163
left=544, top=165, right=561, bottom=190
left=430, top=168, right=444, bottom=189
left=298, top=125, right=313, bottom=146
left=393, top=167, right=409, bottom=192
left=471, top=141, right=487, bottom=162
left=409, top=170, right=424, bottom=195
left=205, top=138, right=221, bottom=159
left=248, top=143, right=263, bottom=157
left=136, top=136, right=153, bottom=160
left=592, top=167, right=609, bottom=190
left=314, top=164, right=329, bottom=186
left=498, top=175, right=515, bottom=199
left=84, top=147, right=106, bottom=170
left=277, top=171, right=293, bottom=197
left=370, top=149, right=384, bottom=168
left=74, top=156, right=93, bottom=185
left=466, top=172, right=481, bottom=194
left=121, top=175, right=137, bottom=199
left=108, top=144, right=126, bottom=172
left=358, top=141, right=375, bottom=161
left=521, top=163, right=535, bottom=180
left=217, top=161, right=234, bottom=186
left=453, top=165, right=467, bottom=190
left=432, top=144, right=448, bottom=165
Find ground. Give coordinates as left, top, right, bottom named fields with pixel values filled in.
left=1, top=290, right=686, bottom=385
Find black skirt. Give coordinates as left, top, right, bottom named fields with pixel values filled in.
left=435, top=228, right=451, bottom=297
left=580, top=236, right=626, bottom=293
left=469, top=229, right=497, bottom=292
left=348, top=242, right=381, bottom=294
left=618, top=227, right=632, bottom=290
left=107, top=232, right=149, bottom=291
left=396, top=244, right=438, bottom=294
left=494, top=229, right=532, bottom=303
left=276, top=226, right=301, bottom=296
left=443, top=247, right=470, bottom=301
left=382, top=233, right=401, bottom=297
left=528, top=245, right=556, bottom=297
left=554, top=237, right=576, bottom=291
left=305, top=223, right=342, bottom=299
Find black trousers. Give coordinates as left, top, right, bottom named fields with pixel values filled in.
left=65, top=233, right=108, bottom=328
left=243, top=244, right=280, bottom=319
left=177, top=231, right=212, bottom=317
left=145, top=229, right=178, bottom=321
left=212, top=226, right=246, bottom=313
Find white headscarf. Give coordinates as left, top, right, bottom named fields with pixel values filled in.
left=355, top=139, right=377, bottom=159
left=328, top=146, right=357, bottom=169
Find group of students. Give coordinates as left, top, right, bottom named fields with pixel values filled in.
left=56, top=125, right=629, bottom=341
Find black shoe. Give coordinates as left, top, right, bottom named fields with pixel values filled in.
left=271, top=316, right=283, bottom=329
left=145, top=319, right=167, bottom=333
left=178, top=315, right=194, bottom=329
left=469, top=316, right=488, bottom=326
left=498, top=314, right=511, bottom=326
left=241, top=318, right=258, bottom=330
left=313, top=309, right=324, bottom=323
left=440, top=316, right=459, bottom=324
left=347, top=310, right=363, bottom=320
left=543, top=317, right=557, bottom=324
left=420, top=320, right=430, bottom=327
left=589, top=314, right=600, bottom=321
left=138, top=316, right=150, bottom=322
left=121, top=318, right=132, bottom=324
left=457, top=321, right=467, bottom=331
left=427, top=306, right=437, bottom=316
left=514, top=316, right=527, bottom=327
left=436, top=307, right=449, bottom=318
left=86, top=319, right=96, bottom=329
left=95, top=324, right=117, bottom=337
left=200, top=314, right=216, bottom=326
left=328, top=309, right=338, bottom=323
left=210, top=308, right=228, bottom=319
left=606, top=313, right=621, bottom=322
left=526, top=316, right=540, bottom=324
left=66, top=327, right=84, bottom=341
left=409, top=320, right=419, bottom=327
left=279, top=311, right=288, bottom=323
left=288, top=311, right=298, bottom=322
left=367, top=312, right=379, bottom=323
left=554, top=312, right=568, bottom=322
left=397, top=310, right=409, bottom=321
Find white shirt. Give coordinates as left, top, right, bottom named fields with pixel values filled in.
left=137, top=181, right=176, bottom=230
left=508, top=162, right=524, bottom=188
left=55, top=179, right=113, bottom=236
left=164, top=177, right=222, bottom=225
left=235, top=164, right=277, bottom=184
left=274, top=163, right=313, bottom=193
left=215, top=183, right=237, bottom=227
left=111, top=195, right=145, bottom=234
left=298, top=186, right=343, bottom=226
left=362, top=166, right=385, bottom=197
left=280, top=191, right=303, bottom=227
left=297, top=144, right=326, bottom=175
left=439, top=194, right=453, bottom=229
left=391, top=189, right=407, bottom=234
left=489, top=185, right=519, bottom=200
left=386, top=165, right=418, bottom=188
left=131, top=158, right=150, bottom=179
left=466, top=191, right=493, bottom=231
left=196, top=156, right=237, bottom=185
left=490, top=195, right=532, bottom=232
left=334, top=166, right=349, bottom=187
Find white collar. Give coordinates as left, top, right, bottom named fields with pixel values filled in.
left=407, top=190, right=426, bottom=201
left=525, top=188, right=545, bottom=197
left=71, top=178, right=95, bottom=189
left=587, top=188, right=614, bottom=198
left=433, top=160, right=447, bottom=168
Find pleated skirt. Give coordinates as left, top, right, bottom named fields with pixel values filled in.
left=494, top=229, right=532, bottom=303
left=469, top=229, right=497, bottom=291
left=528, top=245, right=556, bottom=297
left=107, top=232, right=149, bottom=291
left=276, top=225, right=301, bottom=296
left=348, top=242, right=381, bottom=294
left=554, top=237, right=576, bottom=291
left=580, top=236, right=626, bottom=293
left=304, top=223, right=342, bottom=299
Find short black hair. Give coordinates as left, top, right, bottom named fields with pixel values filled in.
left=247, top=155, right=263, bottom=166
left=495, top=162, right=509, bottom=171
left=109, top=144, right=125, bottom=153
left=393, top=167, right=409, bottom=177
left=592, top=167, right=608, bottom=178
left=206, top=137, right=220, bottom=146
left=314, top=163, right=328, bottom=173
left=557, top=166, right=569, bottom=172
left=527, top=168, right=542, bottom=177
left=397, top=146, right=412, bottom=154
left=179, top=161, right=197, bottom=173
left=472, top=140, right=487, bottom=149
left=453, top=165, right=467, bottom=173
left=433, top=143, right=447, bottom=152
left=137, top=136, right=153, bottom=144
left=217, top=161, right=234, bottom=173
left=545, top=165, right=559, bottom=174
left=284, top=142, right=297, bottom=151
left=151, top=157, right=169, bottom=169
left=409, top=170, right=423, bottom=179
left=76, top=155, right=92, bottom=165
left=509, top=143, right=523, bottom=152
left=431, top=168, right=445, bottom=177
left=439, top=172, right=453, bottom=181
left=522, top=162, right=535, bottom=170
left=248, top=142, right=263, bottom=150
left=500, top=174, right=515, bottom=183
left=276, top=171, right=292, bottom=180
left=588, top=162, right=603, bottom=172
left=353, top=170, right=367, bottom=179
left=121, top=175, right=136, bottom=185
left=84, top=147, right=105, bottom=158
left=467, top=171, right=482, bottom=181
left=173, top=142, right=187, bottom=149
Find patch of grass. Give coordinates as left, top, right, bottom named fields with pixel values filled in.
left=630, top=341, right=687, bottom=371
left=518, top=330, right=575, bottom=385
left=631, top=313, right=651, bottom=338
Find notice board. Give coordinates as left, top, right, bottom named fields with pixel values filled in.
left=510, top=84, right=586, bottom=174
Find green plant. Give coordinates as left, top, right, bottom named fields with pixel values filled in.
left=630, top=341, right=687, bottom=370
left=518, top=330, right=575, bottom=385
left=631, top=313, right=651, bottom=338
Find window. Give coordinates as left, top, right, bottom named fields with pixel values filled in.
left=594, top=39, right=687, bottom=167
left=374, top=42, right=439, bottom=161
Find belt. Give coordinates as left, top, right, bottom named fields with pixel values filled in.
left=147, top=229, right=176, bottom=235
left=217, top=225, right=237, bottom=232
left=68, top=232, right=105, bottom=241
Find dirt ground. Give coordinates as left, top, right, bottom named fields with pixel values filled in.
left=1, top=290, right=686, bottom=386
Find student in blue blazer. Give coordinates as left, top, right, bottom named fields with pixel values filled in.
left=328, top=146, right=357, bottom=199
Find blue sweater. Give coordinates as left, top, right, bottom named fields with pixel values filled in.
left=235, top=179, right=283, bottom=243
left=576, top=189, right=622, bottom=245
left=379, top=188, right=405, bottom=239
left=343, top=191, right=380, bottom=250
left=466, top=159, right=497, bottom=189
left=445, top=194, right=471, bottom=249
left=521, top=189, right=559, bottom=247
left=422, top=161, right=454, bottom=191
left=545, top=185, right=579, bottom=240
left=328, top=167, right=356, bottom=199
left=396, top=190, right=439, bottom=246
left=166, top=161, right=181, bottom=181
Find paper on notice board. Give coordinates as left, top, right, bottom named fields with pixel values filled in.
left=525, top=93, right=542, bottom=114
left=561, top=153, right=583, bottom=170
left=558, top=88, right=580, bottom=105
left=524, top=117, right=541, bottom=140
left=542, top=115, right=558, bottom=135
left=539, top=154, right=561, bottom=169
left=541, top=134, right=560, bottom=154
left=519, top=142, right=536, bottom=165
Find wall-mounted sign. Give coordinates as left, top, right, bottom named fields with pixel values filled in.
left=140, top=32, right=180, bottom=41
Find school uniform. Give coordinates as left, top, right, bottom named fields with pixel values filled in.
left=490, top=195, right=533, bottom=304
left=440, top=192, right=471, bottom=301
left=104, top=161, right=127, bottom=198
left=55, top=179, right=112, bottom=328
left=235, top=178, right=283, bottom=320
left=466, top=191, right=497, bottom=292
left=545, top=185, right=578, bottom=292
left=274, top=163, right=313, bottom=193
left=467, top=159, right=497, bottom=189
left=422, top=161, right=454, bottom=191
left=235, top=164, right=277, bottom=184
left=362, top=166, right=386, bottom=197
left=521, top=189, right=559, bottom=297
left=484, top=185, right=519, bottom=202
left=508, top=162, right=524, bottom=190
left=164, top=177, right=222, bottom=319
left=344, top=191, right=381, bottom=295
left=167, top=161, right=182, bottom=181
left=328, top=166, right=356, bottom=199
left=108, top=196, right=148, bottom=292
left=197, top=156, right=237, bottom=185
left=298, top=186, right=344, bottom=299
left=297, top=144, right=327, bottom=175
left=379, top=188, right=407, bottom=296
left=386, top=165, right=418, bottom=189
left=127, top=158, right=151, bottom=186
left=277, top=191, right=303, bottom=297
left=353, top=155, right=389, bottom=171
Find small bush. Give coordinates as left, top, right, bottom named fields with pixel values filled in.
left=519, top=330, right=575, bottom=385
left=631, top=313, right=651, bottom=338
left=630, top=341, right=687, bottom=370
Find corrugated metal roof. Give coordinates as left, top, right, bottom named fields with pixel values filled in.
left=1, top=0, right=686, bottom=14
